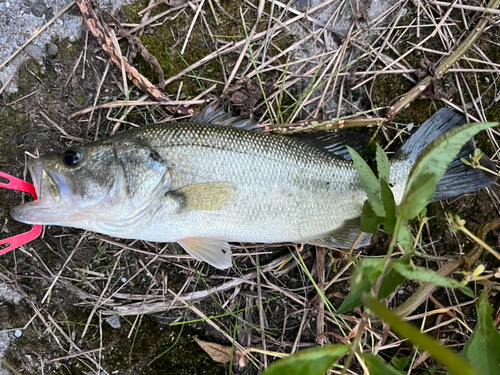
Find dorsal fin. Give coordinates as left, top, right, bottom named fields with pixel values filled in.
left=291, top=131, right=371, bottom=160
left=190, top=106, right=370, bottom=160
left=190, top=105, right=262, bottom=131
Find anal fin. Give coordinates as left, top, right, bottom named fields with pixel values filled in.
left=306, top=217, right=372, bottom=249
left=178, top=237, right=232, bottom=269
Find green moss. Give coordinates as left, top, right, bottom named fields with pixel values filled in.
left=15, top=58, right=45, bottom=97
left=74, top=93, right=87, bottom=106
left=119, top=0, right=291, bottom=101
left=119, top=0, right=149, bottom=23
left=54, top=38, right=80, bottom=60
left=0, top=106, right=29, bottom=161
left=100, top=315, right=225, bottom=374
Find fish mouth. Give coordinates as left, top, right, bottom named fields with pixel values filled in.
left=29, top=158, right=43, bottom=201
left=10, top=158, right=66, bottom=225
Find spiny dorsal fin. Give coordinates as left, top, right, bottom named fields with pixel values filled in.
left=190, top=105, right=262, bottom=131
left=191, top=106, right=371, bottom=160
left=306, top=217, right=372, bottom=249
left=291, top=131, right=371, bottom=161
left=166, top=182, right=235, bottom=211
left=178, top=237, right=232, bottom=269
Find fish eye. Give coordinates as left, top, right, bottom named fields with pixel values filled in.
left=62, top=150, right=82, bottom=166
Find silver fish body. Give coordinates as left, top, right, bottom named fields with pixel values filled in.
left=10, top=108, right=496, bottom=269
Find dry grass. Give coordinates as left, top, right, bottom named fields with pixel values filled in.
left=1, top=0, right=500, bottom=374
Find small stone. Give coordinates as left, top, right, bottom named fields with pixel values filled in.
left=106, top=315, right=121, bottom=329
left=24, top=44, right=44, bottom=62
left=121, top=277, right=127, bottom=283
left=14, top=330, right=22, bottom=337
left=30, top=1, right=46, bottom=17
left=46, top=42, right=58, bottom=58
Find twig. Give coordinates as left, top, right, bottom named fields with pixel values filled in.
left=76, top=0, right=193, bottom=116
left=431, top=1, right=500, bottom=14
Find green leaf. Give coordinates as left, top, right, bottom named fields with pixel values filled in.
left=397, top=224, right=413, bottom=253
left=262, top=344, right=349, bottom=375
left=391, top=356, right=409, bottom=370
left=390, top=262, right=473, bottom=298
left=360, top=200, right=384, bottom=233
left=348, top=146, right=385, bottom=217
left=378, top=257, right=410, bottom=299
left=362, top=293, right=479, bottom=375
left=376, top=143, right=390, bottom=182
left=336, top=258, right=384, bottom=314
left=460, top=290, right=500, bottom=375
left=399, top=121, right=498, bottom=220
left=380, top=179, right=396, bottom=236
left=363, top=353, right=404, bottom=375
left=337, top=258, right=410, bottom=313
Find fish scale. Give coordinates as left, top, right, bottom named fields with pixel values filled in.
left=134, top=122, right=365, bottom=243
left=10, top=108, right=497, bottom=269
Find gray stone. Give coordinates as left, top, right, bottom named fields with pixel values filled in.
left=30, top=1, right=47, bottom=17
left=106, top=315, right=121, bottom=329
left=24, top=44, right=44, bottom=63
left=46, top=42, right=59, bottom=58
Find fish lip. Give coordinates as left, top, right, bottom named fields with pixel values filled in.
left=28, top=158, right=43, bottom=201
left=10, top=158, right=66, bottom=225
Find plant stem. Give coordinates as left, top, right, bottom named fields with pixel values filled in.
left=459, top=225, right=500, bottom=262
left=363, top=294, right=479, bottom=375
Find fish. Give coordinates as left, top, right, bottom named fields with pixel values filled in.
left=10, top=107, right=497, bottom=269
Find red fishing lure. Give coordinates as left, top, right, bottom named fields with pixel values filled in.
left=0, top=171, right=42, bottom=255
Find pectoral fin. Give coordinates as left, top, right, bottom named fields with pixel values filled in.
left=166, top=182, right=235, bottom=211
left=307, top=217, right=372, bottom=249
left=178, top=237, right=233, bottom=269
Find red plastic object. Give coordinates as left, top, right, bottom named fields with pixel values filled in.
left=0, top=171, right=43, bottom=255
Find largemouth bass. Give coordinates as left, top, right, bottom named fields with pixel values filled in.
left=10, top=107, right=496, bottom=269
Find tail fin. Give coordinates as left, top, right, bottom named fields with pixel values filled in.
left=397, top=108, right=497, bottom=201
left=433, top=140, right=497, bottom=201
left=399, top=108, right=466, bottom=160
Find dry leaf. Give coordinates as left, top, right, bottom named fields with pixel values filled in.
left=193, top=335, right=233, bottom=363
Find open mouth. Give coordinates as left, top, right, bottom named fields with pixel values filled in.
left=28, top=158, right=43, bottom=202
left=10, top=158, right=64, bottom=225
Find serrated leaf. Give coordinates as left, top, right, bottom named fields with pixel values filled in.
left=348, top=146, right=385, bottom=217
left=360, top=200, right=384, bottom=233
left=364, top=353, right=404, bottom=375
left=376, top=143, right=390, bottom=182
left=381, top=179, right=396, bottom=236
left=336, top=258, right=384, bottom=314
left=390, top=262, right=473, bottom=297
left=400, top=121, right=498, bottom=220
left=262, top=344, right=349, bottom=375
left=460, top=290, right=500, bottom=375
